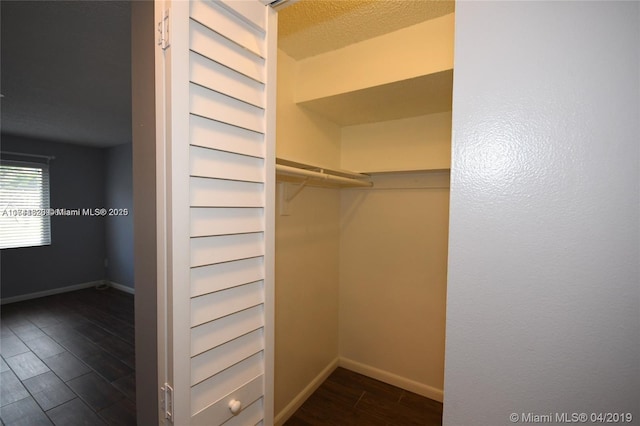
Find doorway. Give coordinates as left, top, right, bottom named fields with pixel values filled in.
left=273, top=1, right=454, bottom=423
left=0, top=1, right=137, bottom=424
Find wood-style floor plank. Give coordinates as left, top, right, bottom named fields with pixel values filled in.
left=285, top=368, right=443, bottom=426
left=0, top=288, right=135, bottom=425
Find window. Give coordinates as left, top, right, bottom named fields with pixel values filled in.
left=0, top=161, right=51, bottom=249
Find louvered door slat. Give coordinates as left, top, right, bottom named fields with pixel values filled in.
left=190, top=83, right=264, bottom=133
left=218, top=0, right=266, bottom=31
left=191, top=353, right=264, bottom=415
left=190, top=51, right=265, bottom=108
left=190, top=178, right=264, bottom=208
left=191, top=329, right=264, bottom=386
left=191, top=207, right=264, bottom=238
left=190, top=20, right=264, bottom=83
left=191, top=306, right=264, bottom=357
left=191, top=281, right=264, bottom=327
left=191, top=257, right=264, bottom=297
left=189, top=115, right=264, bottom=158
left=190, top=233, right=264, bottom=267
left=191, top=0, right=265, bottom=58
left=190, top=146, right=264, bottom=182
left=222, top=398, right=264, bottom=426
left=191, top=376, right=264, bottom=425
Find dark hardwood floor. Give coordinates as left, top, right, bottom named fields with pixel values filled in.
left=0, top=287, right=135, bottom=426
left=2, top=288, right=441, bottom=426
left=285, top=367, right=443, bottom=426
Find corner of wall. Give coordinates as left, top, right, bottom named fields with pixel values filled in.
left=276, top=48, right=341, bottom=168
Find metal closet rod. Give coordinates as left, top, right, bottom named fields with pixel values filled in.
left=1, top=151, right=56, bottom=161
left=275, top=164, right=373, bottom=187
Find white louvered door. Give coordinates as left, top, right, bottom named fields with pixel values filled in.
left=155, top=1, right=276, bottom=424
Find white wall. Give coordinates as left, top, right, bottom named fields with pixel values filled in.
left=444, top=2, right=640, bottom=425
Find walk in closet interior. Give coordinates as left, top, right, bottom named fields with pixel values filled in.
left=273, top=1, right=455, bottom=422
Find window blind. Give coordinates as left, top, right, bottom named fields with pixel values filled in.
left=0, top=161, right=51, bottom=249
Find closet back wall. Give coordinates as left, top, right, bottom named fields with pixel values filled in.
left=339, top=172, right=449, bottom=401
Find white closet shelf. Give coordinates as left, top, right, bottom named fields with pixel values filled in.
left=363, top=168, right=450, bottom=175
left=276, top=158, right=373, bottom=188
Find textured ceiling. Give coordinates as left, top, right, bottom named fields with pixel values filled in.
left=278, top=0, right=455, bottom=60
left=0, top=1, right=131, bottom=147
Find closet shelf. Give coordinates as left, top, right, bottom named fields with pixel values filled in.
left=276, top=158, right=372, bottom=188
left=364, top=168, right=450, bottom=175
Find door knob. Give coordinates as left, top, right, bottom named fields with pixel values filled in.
left=229, top=399, right=242, bottom=415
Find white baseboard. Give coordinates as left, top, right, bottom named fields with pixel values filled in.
left=274, top=357, right=339, bottom=426
left=339, top=357, right=444, bottom=403
left=107, top=281, right=135, bottom=295
left=0, top=280, right=104, bottom=305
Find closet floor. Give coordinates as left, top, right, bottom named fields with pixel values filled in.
left=285, top=367, right=443, bottom=426
left=0, top=288, right=135, bottom=426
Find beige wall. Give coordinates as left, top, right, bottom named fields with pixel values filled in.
left=276, top=49, right=342, bottom=169
left=339, top=172, right=449, bottom=400
left=341, top=112, right=452, bottom=172
left=295, top=14, right=454, bottom=103
left=275, top=185, right=340, bottom=414
left=275, top=48, right=342, bottom=416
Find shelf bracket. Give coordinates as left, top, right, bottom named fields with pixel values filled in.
left=279, top=180, right=309, bottom=216
left=286, top=179, right=309, bottom=202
